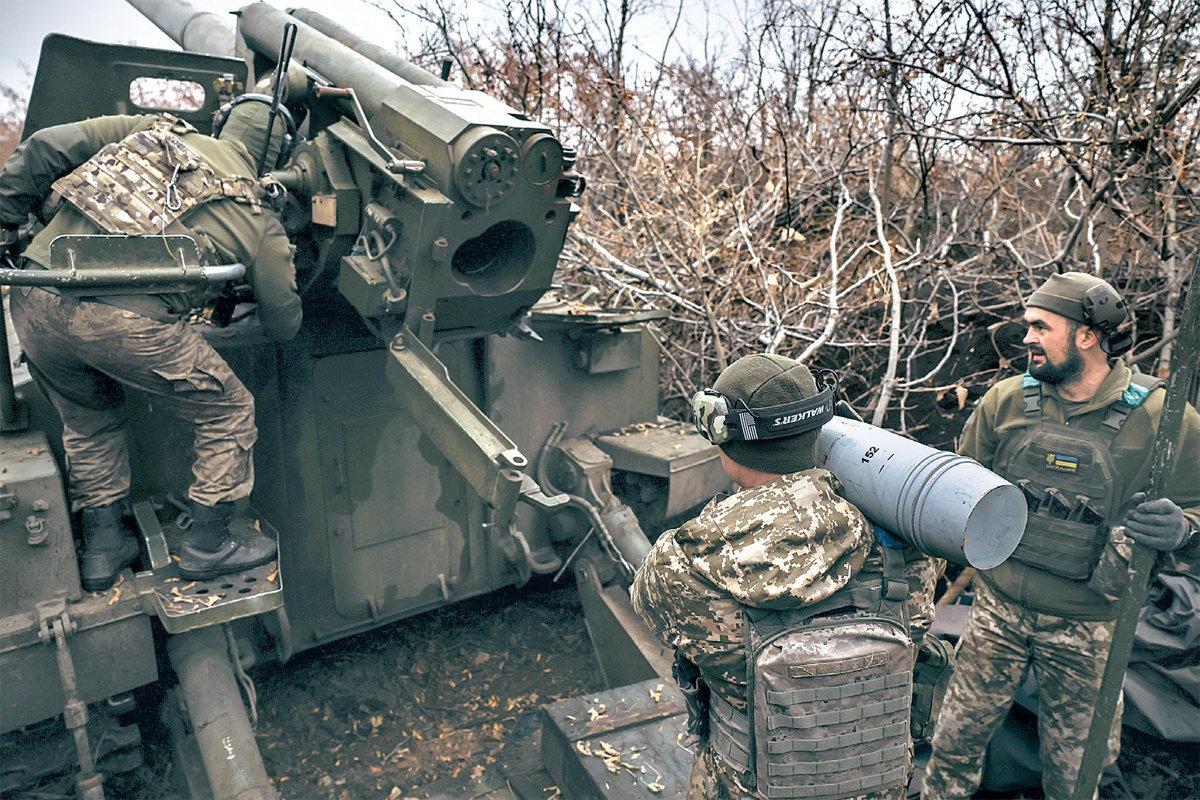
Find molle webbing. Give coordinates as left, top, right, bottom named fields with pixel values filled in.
left=765, top=671, right=910, bottom=708
left=765, top=692, right=909, bottom=731
left=1009, top=373, right=1163, bottom=579
left=708, top=573, right=913, bottom=799
left=51, top=114, right=264, bottom=238
left=766, top=719, right=909, bottom=754
left=765, top=745, right=909, bottom=783
left=710, top=693, right=753, bottom=771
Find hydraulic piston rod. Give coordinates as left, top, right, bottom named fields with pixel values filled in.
left=168, top=627, right=277, bottom=800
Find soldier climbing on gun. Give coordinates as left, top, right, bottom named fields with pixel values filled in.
left=0, top=93, right=302, bottom=590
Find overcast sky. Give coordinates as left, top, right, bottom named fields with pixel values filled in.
left=2, top=0, right=741, bottom=99
left=0, top=0, right=398, bottom=94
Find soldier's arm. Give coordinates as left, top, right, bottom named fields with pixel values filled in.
left=0, top=115, right=152, bottom=227
left=630, top=530, right=687, bottom=649
left=903, top=549, right=945, bottom=645
left=247, top=214, right=302, bottom=341
left=956, top=388, right=1001, bottom=469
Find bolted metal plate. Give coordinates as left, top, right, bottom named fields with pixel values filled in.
left=48, top=235, right=201, bottom=272
left=540, top=677, right=692, bottom=799
left=596, top=418, right=730, bottom=519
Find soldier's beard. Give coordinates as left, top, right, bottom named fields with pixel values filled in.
left=1028, top=341, right=1084, bottom=385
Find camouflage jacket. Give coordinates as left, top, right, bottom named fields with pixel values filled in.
left=961, top=361, right=1200, bottom=620
left=631, top=468, right=939, bottom=714
left=0, top=114, right=300, bottom=339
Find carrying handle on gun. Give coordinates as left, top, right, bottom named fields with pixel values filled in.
left=314, top=86, right=426, bottom=174
left=258, top=23, right=297, bottom=178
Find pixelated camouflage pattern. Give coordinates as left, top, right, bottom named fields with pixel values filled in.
left=51, top=114, right=263, bottom=238
left=922, top=580, right=1121, bottom=800
left=9, top=286, right=257, bottom=510
left=1085, top=525, right=1135, bottom=602
left=693, top=390, right=733, bottom=444
left=685, top=745, right=723, bottom=800
left=897, top=553, right=942, bottom=645
left=674, top=469, right=873, bottom=608
left=632, top=469, right=936, bottom=800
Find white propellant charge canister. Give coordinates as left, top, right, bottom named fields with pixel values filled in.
left=817, top=416, right=1026, bottom=568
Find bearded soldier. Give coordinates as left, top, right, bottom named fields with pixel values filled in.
left=631, top=353, right=940, bottom=800
left=0, top=97, right=301, bottom=590
left=922, top=272, right=1200, bottom=800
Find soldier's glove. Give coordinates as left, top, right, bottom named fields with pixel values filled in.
left=1123, top=493, right=1191, bottom=551
left=835, top=399, right=864, bottom=422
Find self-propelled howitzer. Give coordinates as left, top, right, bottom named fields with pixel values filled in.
left=0, top=3, right=728, bottom=797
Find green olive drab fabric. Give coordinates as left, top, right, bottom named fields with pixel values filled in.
left=959, top=361, right=1200, bottom=620
left=0, top=114, right=299, bottom=339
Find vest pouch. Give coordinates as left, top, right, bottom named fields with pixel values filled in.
left=751, top=614, right=912, bottom=799
left=1086, top=525, right=1135, bottom=602
left=1008, top=515, right=1104, bottom=580
left=911, top=634, right=954, bottom=742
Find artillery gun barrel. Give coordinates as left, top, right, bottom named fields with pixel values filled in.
left=124, top=0, right=236, bottom=57
left=286, top=7, right=451, bottom=89
left=238, top=2, right=411, bottom=118
left=126, top=1, right=413, bottom=118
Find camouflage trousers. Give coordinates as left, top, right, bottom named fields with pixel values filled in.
left=9, top=286, right=256, bottom=510
left=922, top=579, right=1120, bottom=800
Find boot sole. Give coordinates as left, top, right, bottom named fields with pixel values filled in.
left=82, top=574, right=124, bottom=592
left=177, top=552, right=276, bottom=582
left=80, top=552, right=140, bottom=592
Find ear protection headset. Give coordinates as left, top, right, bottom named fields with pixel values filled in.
left=210, top=93, right=298, bottom=171
left=691, top=369, right=838, bottom=445
left=1080, top=282, right=1132, bottom=356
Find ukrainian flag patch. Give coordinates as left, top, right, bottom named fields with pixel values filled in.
left=1045, top=453, right=1079, bottom=473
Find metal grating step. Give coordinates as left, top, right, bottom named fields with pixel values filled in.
left=131, top=501, right=283, bottom=634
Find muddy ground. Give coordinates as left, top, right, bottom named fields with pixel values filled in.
left=250, top=579, right=1200, bottom=800
left=248, top=579, right=1198, bottom=800
left=251, top=578, right=605, bottom=799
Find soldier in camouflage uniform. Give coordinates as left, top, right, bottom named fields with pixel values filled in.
left=0, top=99, right=301, bottom=589
left=631, top=353, right=939, bottom=800
left=922, top=273, right=1200, bottom=800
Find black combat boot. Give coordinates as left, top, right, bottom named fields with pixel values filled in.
left=177, top=500, right=277, bottom=581
left=79, top=503, right=140, bottom=592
